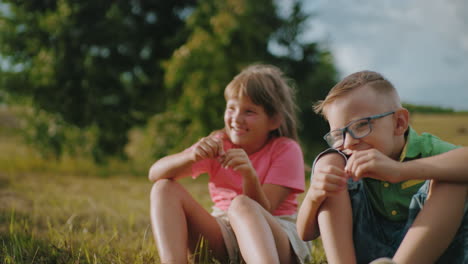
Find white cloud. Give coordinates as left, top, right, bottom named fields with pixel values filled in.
left=304, top=0, right=468, bottom=110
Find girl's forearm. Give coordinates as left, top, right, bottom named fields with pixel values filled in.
left=242, top=171, right=271, bottom=211
left=148, top=151, right=195, bottom=182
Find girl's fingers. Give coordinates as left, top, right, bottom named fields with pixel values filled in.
left=221, top=149, right=250, bottom=170
left=197, top=143, right=215, bottom=158
left=197, top=137, right=225, bottom=159
left=222, top=156, right=243, bottom=169
left=193, top=145, right=209, bottom=160
left=215, top=138, right=225, bottom=156
left=205, top=138, right=221, bottom=155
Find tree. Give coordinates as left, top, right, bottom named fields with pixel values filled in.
left=1, top=0, right=336, bottom=163
left=147, top=0, right=337, bottom=161
left=0, top=0, right=196, bottom=161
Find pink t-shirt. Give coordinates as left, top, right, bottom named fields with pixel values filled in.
left=190, top=136, right=305, bottom=216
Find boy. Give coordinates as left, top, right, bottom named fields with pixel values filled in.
left=297, top=71, right=468, bottom=264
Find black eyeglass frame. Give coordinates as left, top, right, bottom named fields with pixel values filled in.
left=323, top=111, right=396, bottom=148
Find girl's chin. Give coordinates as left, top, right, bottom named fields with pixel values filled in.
left=229, top=136, right=245, bottom=146
left=230, top=138, right=242, bottom=145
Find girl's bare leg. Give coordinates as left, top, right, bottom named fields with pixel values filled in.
left=318, top=189, right=356, bottom=264
left=393, top=182, right=467, bottom=264
left=228, top=195, right=295, bottom=264
left=150, top=179, right=227, bottom=264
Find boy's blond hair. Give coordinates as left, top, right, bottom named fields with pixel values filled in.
left=314, top=71, right=401, bottom=119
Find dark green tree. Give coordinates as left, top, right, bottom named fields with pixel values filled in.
left=0, top=0, right=196, bottom=161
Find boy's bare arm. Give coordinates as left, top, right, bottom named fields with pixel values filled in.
left=297, top=153, right=347, bottom=240
left=346, top=147, right=468, bottom=183
left=400, top=147, right=468, bottom=182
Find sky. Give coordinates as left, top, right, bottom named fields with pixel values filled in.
left=2, top=1, right=467, bottom=110
left=302, top=0, right=468, bottom=111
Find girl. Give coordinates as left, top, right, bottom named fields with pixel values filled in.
left=149, top=64, right=311, bottom=264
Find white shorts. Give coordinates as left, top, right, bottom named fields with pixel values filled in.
left=211, top=207, right=312, bottom=263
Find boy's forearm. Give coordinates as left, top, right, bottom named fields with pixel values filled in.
left=297, top=192, right=323, bottom=241
left=400, top=147, right=468, bottom=182
left=394, top=182, right=467, bottom=263
left=297, top=151, right=347, bottom=240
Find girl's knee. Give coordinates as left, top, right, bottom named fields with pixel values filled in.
left=228, top=195, right=256, bottom=218
left=150, top=179, right=181, bottom=200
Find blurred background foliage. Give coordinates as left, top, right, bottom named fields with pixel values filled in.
left=0, top=0, right=337, bottom=170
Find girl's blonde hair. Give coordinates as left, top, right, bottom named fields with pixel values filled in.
left=314, top=70, right=401, bottom=119
left=224, top=64, right=299, bottom=141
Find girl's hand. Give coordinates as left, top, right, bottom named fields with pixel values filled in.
left=345, top=149, right=402, bottom=182
left=309, top=153, right=348, bottom=203
left=219, top=148, right=255, bottom=176
left=192, top=136, right=225, bottom=162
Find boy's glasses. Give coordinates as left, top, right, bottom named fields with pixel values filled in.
left=324, top=111, right=395, bottom=148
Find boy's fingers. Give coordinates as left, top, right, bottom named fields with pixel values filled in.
left=312, top=181, right=345, bottom=193
left=316, top=166, right=347, bottom=182
left=324, top=165, right=347, bottom=176
left=320, top=173, right=347, bottom=185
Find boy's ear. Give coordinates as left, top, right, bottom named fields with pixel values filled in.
left=394, top=108, right=409, bottom=136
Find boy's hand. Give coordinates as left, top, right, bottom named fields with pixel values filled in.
left=345, top=149, right=402, bottom=182
left=309, top=153, right=348, bottom=203
left=192, top=136, right=225, bottom=162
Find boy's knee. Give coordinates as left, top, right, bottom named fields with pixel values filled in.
left=429, top=181, right=466, bottom=196
left=228, top=195, right=255, bottom=218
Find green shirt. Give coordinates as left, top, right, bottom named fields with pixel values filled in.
left=364, top=127, right=460, bottom=221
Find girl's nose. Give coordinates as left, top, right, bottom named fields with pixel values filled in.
left=232, top=110, right=243, bottom=123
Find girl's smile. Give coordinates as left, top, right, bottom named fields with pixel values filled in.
left=224, top=96, right=279, bottom=154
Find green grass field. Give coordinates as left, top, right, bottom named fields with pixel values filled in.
left=1, top=109, right=467, bottom=263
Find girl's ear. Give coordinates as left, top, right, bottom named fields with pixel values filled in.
left=269, top=114, right=282, bottom=131
left=394, top=108, right=409, bottom=136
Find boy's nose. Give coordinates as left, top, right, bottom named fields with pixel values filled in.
left=343, top=132, right=359, bottom=149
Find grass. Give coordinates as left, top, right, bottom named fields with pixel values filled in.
left=0, top=108, right=467, bottom=263
left=410, top=113, right=468, bottom=146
